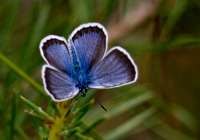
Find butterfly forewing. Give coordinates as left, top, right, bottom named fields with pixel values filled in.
left=42, top=65, right=79, bottom=101
left=40, top=35, right=73, bottom=75
left=88, top=47, right=138, bottom=89
left=69, top=23, right=107, bottom=72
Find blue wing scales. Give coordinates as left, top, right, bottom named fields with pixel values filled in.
left=42, top=65, right=79, bottom=101
left=40, top=35, right=73, bottom=75
left=88, top=47, right=138, bottom=89
left=69, top=23, right=107, bottom=72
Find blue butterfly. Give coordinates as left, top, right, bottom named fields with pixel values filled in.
left=39, top=23, right=138, bottom=102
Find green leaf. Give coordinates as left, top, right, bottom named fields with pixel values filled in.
left=20, top=96, right=54, bottom=122
left=85, top=92, right=154, bottom=124
left=146, top=117, right=199, bottom=140
left=168, top=104, right=200, bottom=132
left=70, top=99, right=94, bottom=127
left=160, top=0, right=188, bottom=39
left=82, top=117, right=107, bottom=134
left=104, top=107, right=157, bottom=140
left=58, top=127, right=79, bottom=137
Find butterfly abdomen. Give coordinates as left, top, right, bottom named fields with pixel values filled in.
left=73, top=68, right=89, bottom=96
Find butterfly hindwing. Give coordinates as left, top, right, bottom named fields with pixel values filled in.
left=42, top=65, right=79, bottom=101
left=88, top=47, right=138, bottom=89
left=69, top=23, right=107, bottom=72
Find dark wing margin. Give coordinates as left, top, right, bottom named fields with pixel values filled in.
left=68, top=23, right=108, bottom=72
left=42, top=65, right=79, bottom=101
left=88, top=47, right=138, bottom=89
left=39, top=35, right=73, bottom=75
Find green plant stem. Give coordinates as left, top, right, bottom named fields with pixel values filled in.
left=48, top=101, right=72, bottom=140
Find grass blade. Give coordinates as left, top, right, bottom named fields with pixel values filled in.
left=0, top=53, right=46, bottom=96
left=85, top=92, right=154, bottom=124
left=104, top=107, right=157, bottom=140
left=20, top=96, right=54, bottom=122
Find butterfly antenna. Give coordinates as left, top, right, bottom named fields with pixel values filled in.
left=65, top=100, right=77, bottom=117
left=65, top=93, right=82, bottom=117
left=94, top=96, right=107, bottom=112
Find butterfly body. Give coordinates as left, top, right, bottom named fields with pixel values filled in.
left=40, top=23, right=138, bottom=102
left=68, top=41, right=90, bottom=97
left=73, top=67, right=89, bottom=97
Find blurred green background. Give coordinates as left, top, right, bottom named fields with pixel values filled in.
left=0, top=0, right=200, bottom=139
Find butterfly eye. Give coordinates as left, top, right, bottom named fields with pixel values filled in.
left=80, top=87, right=87, bottom=97
left=87, top=81, right=91, bottom=85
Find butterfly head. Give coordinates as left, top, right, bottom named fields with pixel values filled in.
left=80, top=87, right=88, bottom=97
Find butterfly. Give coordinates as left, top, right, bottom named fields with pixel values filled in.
left=39, top=23, right=138, bottom=102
